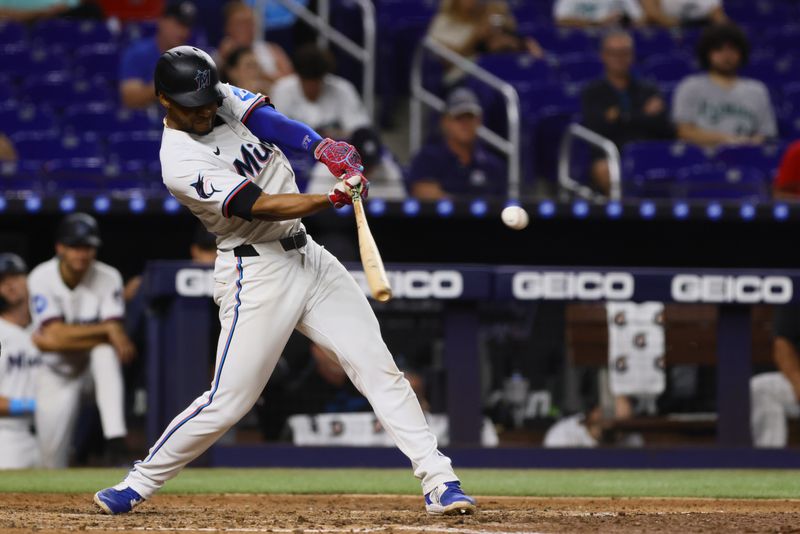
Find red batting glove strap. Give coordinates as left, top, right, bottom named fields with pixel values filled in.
left=314, top=138, right=364, bottom=178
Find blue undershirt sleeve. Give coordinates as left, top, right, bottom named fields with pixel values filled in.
left=243, top=104, right=322, bottom=155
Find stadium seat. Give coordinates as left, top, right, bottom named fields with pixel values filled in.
left=557, top=55, right=603, bottom=84
left=677, top=164, right=769, bottom=200
left=22, top=73, right=112, bottom=109
left=74, top=44, right=121, bottom=81
left=0, top=102, right=57, bottom=136
left=108, top=131, right=162, bottom=176
left=0, top=21, right=24, bottom=46
left=31, top=19, right=114, bottom=47
left=640, top=56, right=694, bottom=84
left=63, top=104, right=159, bottom=134
left=12, top=130, right=101, bottom=162
left=714, top=144, right=786, bottom=177
left=622, top=142, right=708, bottom=196
left=477, top=53, right=553, bottom=84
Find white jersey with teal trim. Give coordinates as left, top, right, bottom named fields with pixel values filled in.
left=160, top=83, right=305, bottom=251
left=0, top=317, right=40, bottom=430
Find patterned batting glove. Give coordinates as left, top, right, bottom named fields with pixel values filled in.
left=314, top=138, right=364, bottom=178
left=327, top=174, right=369, bottom=208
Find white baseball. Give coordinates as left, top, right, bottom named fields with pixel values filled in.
left=501, top=206, right=529, bottom=230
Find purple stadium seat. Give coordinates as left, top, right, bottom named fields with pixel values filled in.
left=0, top=21, right=24, bottom=46
left=108, top=131, right=162, bottom=175
left=714, top=144, right=787, bottom=177
left=74, top=44, right=120, bottom=80
left=31, top=19, right=114, bottom=47
left=518, top=82, right=580, bottom=116
left=21, top=72, right=105, bottom=108
left=534, top=27, right=595, bottom=57
left=0, top=102, right=57, bottom=135
left=12, top=130, right=101, bottom=161
left=633, top=29, right=676, bottom=57
left=0, top=85, right=16, bottom=102
left=622, top=142, right=708, bottom=194
left=557, top=55, right=603, bottom=84
left=677, top=164, right=769, bottom=201
left=477, top=53, right=553, bottom=84
left=45, top=158, right=109, bottom=188
left=640, top=57, right=694, bottom=84
left=63, top=104, right=159, bottom=134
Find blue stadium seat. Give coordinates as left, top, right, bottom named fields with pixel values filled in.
left=677, top=164, right=769, bottom=200
left=477, top=53, right=553, bottom=83
left=0, top=85, right=17, bottom=102
left=640, top=56, right=694, bottom=84
left=714, top=144, right=787, bottom=177
left=633, top=29, right=676, bottom=58
left=63, top=104, right=158, bottom=134
left=0, top=103, right=57, bottom=135
left=534, top=27, right=595, bottom=57
left=45, top=158, right=109, bottom=189
left=21, top=73, right=107, bottom=108
left=518, top=82, right=580, bottom=116
left=557, top=55, right=603, bottom=84
left=0, top=21, right=24, bottom=46
left=622, top=141, right=708, bottom=196
left=108, top=131, right=162, bottom=176
left=12, top=130, right=101, bottom=161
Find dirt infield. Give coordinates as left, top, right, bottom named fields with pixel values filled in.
left=2, top=493, right=800, bottom=533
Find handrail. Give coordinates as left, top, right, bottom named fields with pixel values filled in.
left=558, top=123, right=622, bottom=201
left=410, top=37, right=521, bottom=201
left=263, top=0, right=376, bottom=120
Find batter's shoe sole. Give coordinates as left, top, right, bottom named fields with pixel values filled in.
left=94, top=486, right=144, bottom=515
left=425, top=481, right=477, bottom=515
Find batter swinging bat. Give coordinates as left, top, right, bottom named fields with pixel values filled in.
left=351, top=185, right=392, bottom=302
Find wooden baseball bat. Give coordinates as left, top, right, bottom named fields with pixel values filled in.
left=351, top=186, right=392, bottom=302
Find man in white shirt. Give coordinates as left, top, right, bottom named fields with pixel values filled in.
left=554, top=0, right=645, bottom=27
left=641, top=0, right=727, bottom=27
left=270, top=44, right=371, bottom=140
left=28, top=213, right=135, bottom=468
left=0, top=253, right=41, bottom=469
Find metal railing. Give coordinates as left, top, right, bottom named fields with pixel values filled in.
left=410, top=37, right=521, bottom=200
left=558, top=123, right=622, bottom=201
left=263, top=0, right=376, bottom=119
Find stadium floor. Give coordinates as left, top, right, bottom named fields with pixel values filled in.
left=2, top=469, right=800, bottom=533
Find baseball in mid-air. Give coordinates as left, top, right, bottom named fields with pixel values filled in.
left=501, top=206, right=529, bottom=230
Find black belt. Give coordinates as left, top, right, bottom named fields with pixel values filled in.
left=233, top=231, right=307, bottom=257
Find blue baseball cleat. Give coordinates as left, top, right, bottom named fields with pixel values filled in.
left=94, top=486, right=144, bottom=515
left=424, top=481, right=476, bottom=515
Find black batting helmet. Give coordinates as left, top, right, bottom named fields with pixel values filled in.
left=155, top=46, right=225, bottom=107
left=56, top=213, right=102, bottom=248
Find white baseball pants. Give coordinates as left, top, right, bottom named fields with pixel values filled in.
left=36, top=343, right=127, bottom=468
left=0, top=425, right=40, bottom=469
left=750, top=372, right=800, bottom=447
left=124, top=236, right=457, bottom=498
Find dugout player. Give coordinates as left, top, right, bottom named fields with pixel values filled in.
left=29, top=213, right=134, bottom=468
left=94, top=46, right=475, bottom=516
left=0, top=253, right=41, bottom=469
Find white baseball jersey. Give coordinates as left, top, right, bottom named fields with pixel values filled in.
left=161, top=83, right=304, bottom=251
left=0, top=317, right=40, bottom=430
left=28, top=258, right=124, bottom=368
left=554, top=0, right=643, bottom=22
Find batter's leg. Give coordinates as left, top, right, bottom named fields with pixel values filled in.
left=750, top=372, right=800, bottom=447
left=90, top=343, right=127, bottom=439
left=122, top=252, right=310, bottom=499
left=297, top=242, right=457, bottom=494
left=35, top=364, right=85, bottom=468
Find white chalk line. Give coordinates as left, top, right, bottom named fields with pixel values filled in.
left=84, top=526, right=547, bottom=534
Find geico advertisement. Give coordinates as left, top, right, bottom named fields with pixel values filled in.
left=176, top=269, right=465, bottom=299
left=512, top=272, right=635, bottom=300
left=670, top=275, right=793, bottom=304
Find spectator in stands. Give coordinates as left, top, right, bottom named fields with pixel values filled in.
left=221, top=46, right=272, bottom=95
left=0, top=0, right=102, bottom=22
left=0, top=134, right=17, bottom=162
left=118, top=1, right=197, bottom=109
left=306, top=127, right=406, bottom=200
left=554, top=0, right=645, bottom=28
left=581, top=30, right=674, bottom=194
left=750, top=305, right=800, bottom=448
left=270, top=44, right=370, bottom=140
left=773, top=141, right=800, bottom=201
left=217, top=2, right=293, bottom=88
left=428, top=0, right=543, bottom=84
left=408, top=87, right=506, bottom=200
left=641, top=0, right=727, bottom=28
left=673, top=23, right=776, bottom=148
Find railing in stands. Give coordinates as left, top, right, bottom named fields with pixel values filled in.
left=410, top=37, right=521, bottom=201
left=558, top=123, right=622, bottom=201
left=263, top=0, right=376, bottom=120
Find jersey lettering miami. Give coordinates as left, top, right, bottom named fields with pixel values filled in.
left=0, top=318, right=40, bottom=430
left=160, top=83, right=303, bottom=251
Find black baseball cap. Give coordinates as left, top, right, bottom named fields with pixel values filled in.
left=56, top=213, right=102, bottom=248
left=0, top=253, right=27, bottom=277
left=163, top=1, right=197, bottom=27
left=349, top=127, right=382, bottom=169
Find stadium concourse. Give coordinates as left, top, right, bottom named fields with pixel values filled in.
left=2, top=0, right=800, bottom=531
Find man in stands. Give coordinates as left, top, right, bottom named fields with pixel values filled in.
left=750, top=306, right=800, bottom=447
left=640, top=0, right=728, bottom=27
left=581, top=30, right=674, bottom=194
left=672, top=23, right=776, bottom=147
left=270, top=44, right=370, bottom=140
left=118, top=2, right=197, bottom=109
left=554, top=0, right=644, bottom=28
left=408, top=87, right=506, bottom=200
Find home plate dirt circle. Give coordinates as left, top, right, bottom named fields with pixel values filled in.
left=2, top=494, right=800, bottom=533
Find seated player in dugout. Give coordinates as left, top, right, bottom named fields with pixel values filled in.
left=581, top=29, right=674, bottom=194
left=28, top=213, right=135, bottom=468
left=408, top=87, right=507, bottom=200
left=94, top=46, right=476, bottom=517
left=0, top=253, right=42, bottom=469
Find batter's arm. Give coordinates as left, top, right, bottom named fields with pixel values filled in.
left=249, top=192, right=331, bottom=221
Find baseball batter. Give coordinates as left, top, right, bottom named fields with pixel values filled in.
left=29, top=213, right=134, bottom=468
left=94, top=46, right=475, bottom=516
left=0, top=253, right=41, bottom=469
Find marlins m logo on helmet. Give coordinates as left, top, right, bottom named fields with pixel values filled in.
left=194, top=69, right=210, bottom=91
